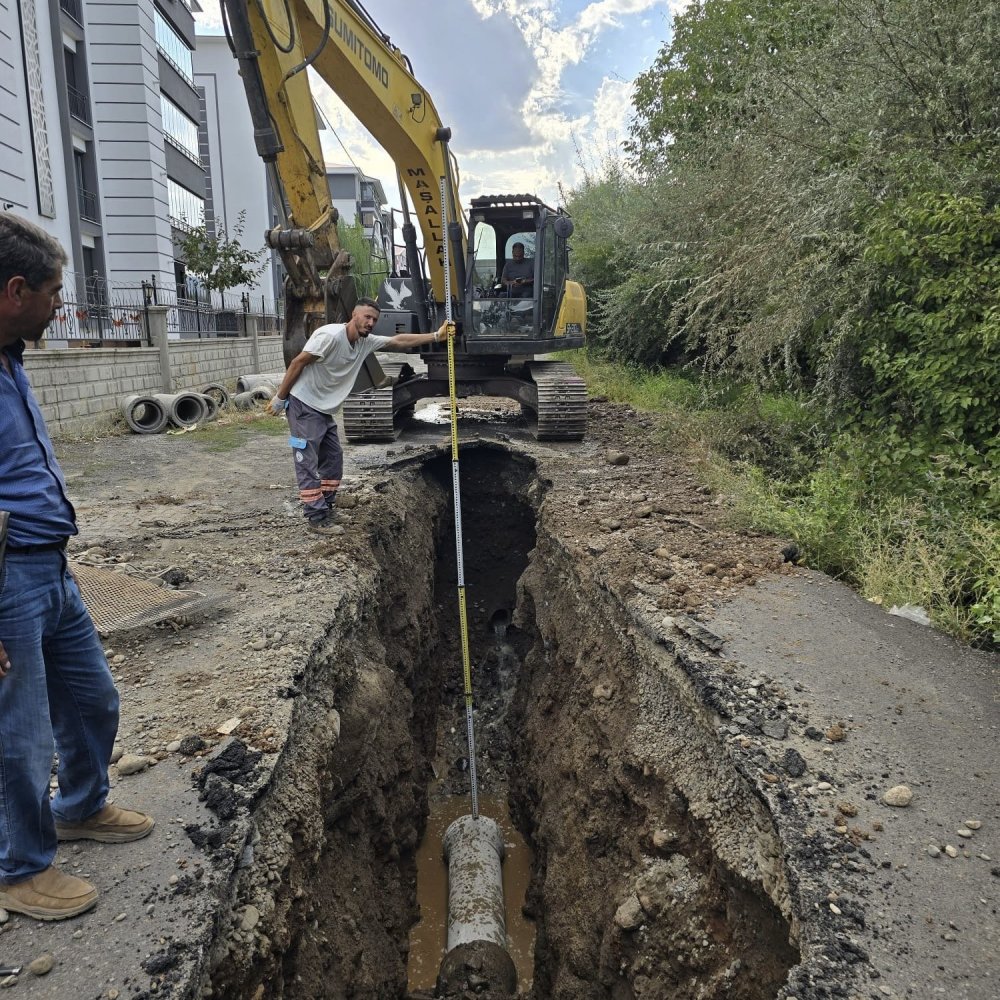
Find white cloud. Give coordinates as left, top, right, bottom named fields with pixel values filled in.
left=194, top=1, right=677, bottom=211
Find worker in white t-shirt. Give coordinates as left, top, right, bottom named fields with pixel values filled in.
left=270, top=297, right=453, bottom=534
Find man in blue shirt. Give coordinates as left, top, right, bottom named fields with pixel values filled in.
left=0, top=213, right=153, bottom=921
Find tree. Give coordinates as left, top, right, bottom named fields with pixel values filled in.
left=174, top=210, right=267, bottom=294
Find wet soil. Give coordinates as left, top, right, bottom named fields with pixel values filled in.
left=0, top=386, right=994, bottom=1000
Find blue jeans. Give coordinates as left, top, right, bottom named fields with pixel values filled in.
left=0, top=551, right=119, bottom=883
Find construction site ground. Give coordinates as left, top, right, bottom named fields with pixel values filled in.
left=1, top=373, right=996, bottom=1000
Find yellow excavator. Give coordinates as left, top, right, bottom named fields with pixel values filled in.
left=218, top=0, right=588, bottom=441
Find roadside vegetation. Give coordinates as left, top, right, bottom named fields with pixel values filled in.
left=563, top=0, right=999, bottom=647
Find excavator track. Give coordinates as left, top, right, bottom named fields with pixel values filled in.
left=529, top=362, right=588, bottom=441
left=343, top=387, right=396, bottom=442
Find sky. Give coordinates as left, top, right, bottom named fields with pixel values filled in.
left=195, top=1, right=687, bottom=213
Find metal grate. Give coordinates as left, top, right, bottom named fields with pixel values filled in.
left=72, top=563, right=228, bottom=633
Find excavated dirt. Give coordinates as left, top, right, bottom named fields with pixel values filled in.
left=2, top=388, right=994, bottom=1000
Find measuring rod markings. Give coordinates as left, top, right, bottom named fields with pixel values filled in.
left=441, top=175, right=479, bottom=820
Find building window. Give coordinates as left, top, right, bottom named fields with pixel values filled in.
left=154, top=9, right=194, bottom=83
left=160, top=94, right=200, bottom=162
left=168, top=178, right=204, bottom=229
left=64, top=49, right=91, bottom=124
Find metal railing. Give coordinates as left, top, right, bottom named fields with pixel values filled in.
left=43, top=294, right=150, bottom=346
left=67, top=84, right=90, bottom=124
left=76, top=184, right=99, bottom=223
left=25, top=276, right=284, bottom=349
left=143, top=277, right=284, bottom=341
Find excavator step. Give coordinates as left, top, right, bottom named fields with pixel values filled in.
left=529, top=362, right=587, bottom=441
left=343, top=386, right=397, bottom=442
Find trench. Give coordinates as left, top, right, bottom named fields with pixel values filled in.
left=209, top=445, right=800, bottom=999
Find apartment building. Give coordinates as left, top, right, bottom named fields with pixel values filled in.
left=1, top=0, right=208, bottom=300
left=326, top=162, right=390, bottom=240
left=193, top=30, right=282, bottom=306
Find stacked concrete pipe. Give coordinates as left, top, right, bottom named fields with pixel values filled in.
left=151, top=392, right=208, bottom=429
left=231, top=386, right=275, bottom=410
left=236, top=373, right=283, bottom=393
left=197, top=392, right=220, bottom=422
left=437, top=815, right=517, bottom=994
left=201, top=382, right=231, bottom=408
left=121, top=394, right=169, bottom=434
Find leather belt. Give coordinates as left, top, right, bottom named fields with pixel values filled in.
left=6, top=538, right=68, bottom=554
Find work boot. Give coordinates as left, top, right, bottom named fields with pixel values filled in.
left=0, top=866, right=98, bottom=921
left=55, top=803, right=155, bottom=843
left=307, top=515, right=343, bottom=537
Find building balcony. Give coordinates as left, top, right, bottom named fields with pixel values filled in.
left=77, top=185, right=99, bottom=223
left=67, top=84, right=90, bottom=124
left=59, top=0, right=83, bottom=24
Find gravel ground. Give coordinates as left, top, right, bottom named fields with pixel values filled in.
left=0, top=384, right=994, bottom=999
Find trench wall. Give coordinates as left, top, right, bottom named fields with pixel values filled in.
left=21, top=338, right=285, bottom=433
left=510, top=526, right=797, bottom=998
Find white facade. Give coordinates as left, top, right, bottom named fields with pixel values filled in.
left=87, top=0, right=175, bottom=292
left=193, top=31, right=281, bottom=305
left=0, top=0, right=207, bottom=303
left=1, top=0, right=81, bottom=277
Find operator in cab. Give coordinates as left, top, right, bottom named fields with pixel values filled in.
left=270, top=298, right=454, bottom=535
left=499, top=242, right=534, bottom=297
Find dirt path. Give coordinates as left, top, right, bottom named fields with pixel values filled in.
left=0, top=393, right=994, bottom=1000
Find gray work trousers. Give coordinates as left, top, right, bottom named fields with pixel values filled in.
left=287, top=396, right=342, bottom=521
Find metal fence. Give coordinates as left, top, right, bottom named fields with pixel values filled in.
left=28, top=276, right=284, bottom=348
left=161, top=284, right=283, bottom=339
left=44, top=294, right=149, bottom=346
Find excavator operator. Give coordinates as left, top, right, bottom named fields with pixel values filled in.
left=269, top=299, right=454, bottom=535
left=499, top=242, right=534, bottom=297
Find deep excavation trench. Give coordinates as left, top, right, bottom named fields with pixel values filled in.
left=208, top=446, right=800, bottom=999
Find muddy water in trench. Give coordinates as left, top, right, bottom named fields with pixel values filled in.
left=407, top=793, right=535, bottom=992
left=405, top=452, right=539, bottom=992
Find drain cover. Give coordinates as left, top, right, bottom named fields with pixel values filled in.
left=71, top=562, right=227, bottom=633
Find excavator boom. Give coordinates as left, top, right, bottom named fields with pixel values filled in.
left=220, top=0, right=465, bottom=345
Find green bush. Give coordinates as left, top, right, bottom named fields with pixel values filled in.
left=337, top=218, right=389, bottom=300
left=858, top=191, right=1000, bottom=481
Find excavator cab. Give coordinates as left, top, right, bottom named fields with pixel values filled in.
left=464, top=195, right=586, bottom=355
left=343, top=193, right=588, bottom=442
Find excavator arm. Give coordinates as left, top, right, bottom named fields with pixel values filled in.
left=219, top=0, right=466, bottom=354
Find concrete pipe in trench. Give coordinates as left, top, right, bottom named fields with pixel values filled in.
left=121, top=394, right=169, bottom=434
left=236, top=373, right=283, bottom=393
left=152, top=392, right=207, bottom=429
left=437, top=815, right=517, bottom=995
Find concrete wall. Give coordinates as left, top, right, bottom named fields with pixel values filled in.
left=22, top=337, right=285, bottom=433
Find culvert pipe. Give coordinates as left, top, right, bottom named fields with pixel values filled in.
left=231, top=386, right=274, bottom=410
left=121, top=394, right=169, bottom=434
left=438, top=815, right=517, bottom=994
left=196, top=392, right=220, bottom=422
left=201, top=382, right=230, bottom=408
left=236, top=373, right=283, bottom=393
left=152, top=392, right=207, bottom=429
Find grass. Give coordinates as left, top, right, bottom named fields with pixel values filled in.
left=193, top=409, right=288, bottom=452
left=561, top=350, right=1000, bottom=649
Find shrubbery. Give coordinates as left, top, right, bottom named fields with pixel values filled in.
left=563, top=0, right=999, bottom=646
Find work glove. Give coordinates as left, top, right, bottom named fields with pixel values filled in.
left=270, top=396, right=289, bottom=415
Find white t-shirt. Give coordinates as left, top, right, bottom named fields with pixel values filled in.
left=290, top=323, right=391, bottom=415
